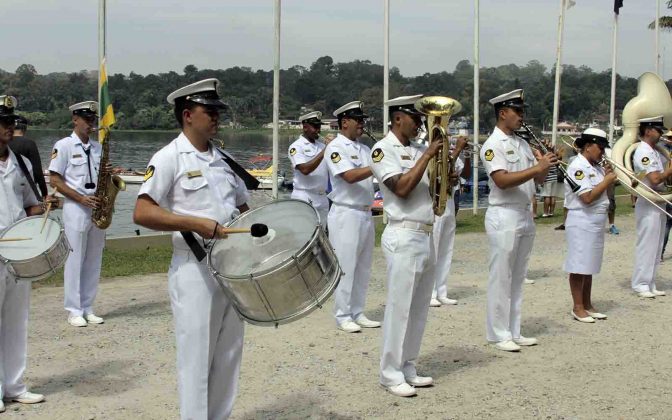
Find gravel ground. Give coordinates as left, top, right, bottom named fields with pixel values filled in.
left=5, top=214, right=672, bottom=419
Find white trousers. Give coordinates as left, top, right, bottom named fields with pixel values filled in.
left=379, top=227, right=435, bottom=386
left=632, top=200, right=666, bottom=293
left=0, top=265, right=30, bottom=399
left=432, top=198, right=456, bottom=299
left=168, top=250, right=244, bottom=420
left=484, top=206, right=535, bottom=343
left=328, top=205, right=374, bottom=325
left=291, top=190, right=329, bottom=229
left=63, top=222, right=105, bottom=317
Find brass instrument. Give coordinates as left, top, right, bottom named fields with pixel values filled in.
left=91, top=128, right=126, bottom=229
left=362, top=127, right=378, bottom=142
left=414, top=96, right=462, bottom=216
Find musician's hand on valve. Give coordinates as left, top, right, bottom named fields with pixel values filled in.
left=79, top=195, right=100, bottom=209
left=455, top=136, right=468, bottom=151
left=536, top=152, right=558, bottom=171
left=425, top=138, right=444, bottom=158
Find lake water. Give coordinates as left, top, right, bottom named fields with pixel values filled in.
left=29, top=129, right=489, bottom=238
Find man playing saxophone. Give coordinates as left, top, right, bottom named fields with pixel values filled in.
left=49, top=102, right=107, bottom=327
left=631, top=116, right=672, bottom=298
left=480, top=89, right=557, bottom=352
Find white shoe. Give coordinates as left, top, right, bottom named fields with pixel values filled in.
left=524, top=278, right=535, bottom=284
left=494, top=340, right=521, bottom=352
left=406, top=375, right=433, bottom=387
left=429, top=298, right=442, bottom=307
left=337, top=321, right=361, bottom=333
left=355, top=315, right=380, bottom=328
left=513, top=336, right=538, bottom=346
left=383, top=383, right=416, bottom=397
left=438, top=297, right=458, bottom=305
left=84, top=313, right=104, bottom=324
left=68, top=315, right=87, bottom=327
left=586, top=311, right=607, bottom=320
left=637, top=291, right=656, bottom=299
left=571, top=311, right=595, bottom=323
left=7, top=391, right=45, bottom=404
left=652, top=289, right=666, bottom=296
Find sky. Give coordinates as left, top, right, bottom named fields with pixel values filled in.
left=2, top=0, right=669, bottom=78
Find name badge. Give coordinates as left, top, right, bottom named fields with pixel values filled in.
left=401, top=155, right=412, bottom=160
left=589, top=173, right=596, bottom=178
left=506, top=150, right=515, bottom=155
left=187, top=170, right=203, bottom=179
left=72, top=154, right=83, bottom=158
left=351, top=155, right=359, bottom=160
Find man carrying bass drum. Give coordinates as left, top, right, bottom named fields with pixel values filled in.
left=562, top=129, right=617, bottom=323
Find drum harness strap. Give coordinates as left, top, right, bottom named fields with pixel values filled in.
left=15, top=152, right=42, bottom=203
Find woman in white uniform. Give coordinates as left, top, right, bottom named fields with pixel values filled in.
left=563, top=128, right=617, bottom=323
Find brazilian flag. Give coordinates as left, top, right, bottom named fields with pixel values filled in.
left=99, top=58, right=115, bottom=143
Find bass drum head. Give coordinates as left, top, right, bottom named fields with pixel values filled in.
left=210, top=199, right=320, bottom=278
left=0, top=216, right=61, bottom=261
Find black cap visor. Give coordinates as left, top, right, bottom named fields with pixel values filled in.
left=390, top=105, right=424, bottom=117
left=185, top=92, right=229, bottom=109
left=575, top=134, right=608, bottom=149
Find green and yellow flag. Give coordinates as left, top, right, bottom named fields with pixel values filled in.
left=99, top=57, right=115, bottom=143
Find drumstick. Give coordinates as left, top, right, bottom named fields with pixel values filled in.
left=40, top=188, right=57, bottom=234
left=0, top=238, right=32, bottom=242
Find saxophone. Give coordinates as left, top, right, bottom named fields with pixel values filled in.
left=91, top=128, right=126, bottom=229
left=414, top=96, right=462, bottom=216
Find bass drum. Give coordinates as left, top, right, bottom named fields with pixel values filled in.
left=208, top=199, right=341, bottom=326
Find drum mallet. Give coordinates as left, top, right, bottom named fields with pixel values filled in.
left=222, top=223, right=268, bottom=237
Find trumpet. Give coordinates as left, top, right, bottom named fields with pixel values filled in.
left=520, top=123, right=581, bottom=193
left=559, top=137, right=672, bottom=219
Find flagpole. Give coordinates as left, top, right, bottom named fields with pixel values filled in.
left=656, top=0, right=661, bottom=74
left=551, top=0, right=567, bottom=147
left=472, top=0, right=480, bottom=215
left=272, top=0, right=281, bottom=200
left=608, top=10, right=619, bottom=144
left=98, top=0, right=105, bottom=128
left=383, top=0, right=390, bottom=135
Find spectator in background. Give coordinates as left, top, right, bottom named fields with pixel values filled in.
left=8, top=115, right=48, bottom=199
left=540, top=149, right=563, bottom=217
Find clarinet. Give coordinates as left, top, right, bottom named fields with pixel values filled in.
left=520, top=123, right=580, bottom=193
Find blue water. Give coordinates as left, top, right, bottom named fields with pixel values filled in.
left=29, top=129, right=489, bottom=237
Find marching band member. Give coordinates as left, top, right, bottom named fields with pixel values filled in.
left=480, top=89, right=556, bottom=352
left=133, top=79, right=249, bottom=419
left=49, top=101, right=107, bottom=327
left=430, top=136, right=467, bottom=307
left=563, top=129, right=616, bottom=322
left=288, top=111, right=330, bottom=228
left=372, top=95, right=439, bottom=397
left=631, top=116, right=672, bottom=298
left=0, top=95, right=45, bottom=410
left=325, top=101, right=380, bottom=333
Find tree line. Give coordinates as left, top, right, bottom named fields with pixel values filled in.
left=0, top=57, right=656, bottom=132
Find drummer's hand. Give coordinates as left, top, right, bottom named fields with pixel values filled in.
left=79, top=195, right=100, bottom=209
left=196, top=219, right=228, bottom=240
left=45, top=195, right=60, bottom=209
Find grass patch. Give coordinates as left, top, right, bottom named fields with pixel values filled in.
left=37, top=245, right=173, bottom=288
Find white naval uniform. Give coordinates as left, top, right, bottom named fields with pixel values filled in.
left=563, top=154, right=609, bottom=275
left=370, top=132, right=435, bottom=387
left=432, top=156, right=464, bottom=300
left=139, top=133, right=249, bottom=420
left=631, top=141, right=667, bottom=293
left=0, top=150, right=39, bottom=399
left=288, top=135, right=329, bottom=228
left=48, top=132, right=105, bottom=317
left=480, top=127, right=537, bottom=343
left=324, top=133, right=375, bottom=325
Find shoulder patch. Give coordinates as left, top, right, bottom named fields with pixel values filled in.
left=51, top=149, right=58, bottom=160
left=143, top=165, right=155, bottom=182
left=574, top=170, right=584, bottom=180
left=372, top=148, right=384, bottom=163
left=330, top=152, right=341, bottom=163
left=289, top=147, right=297, bottom=156
left=484, top=149, right=494, bottom=161
left=642, top=156, right=650, bottom=166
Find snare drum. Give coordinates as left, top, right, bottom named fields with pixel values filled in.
left=208, top=199, right=341, bottom=326
left=0, top=216, right=71, bottom=281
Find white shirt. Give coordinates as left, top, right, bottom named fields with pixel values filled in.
left=288, top=135, right=329, bottom=193
left=480, top=127, right=536, bottom=206
left=48, top=132, right=101, bottom=196
left=633, top=140, right=667, bottom=192
left=564, top=153, right=609, bottom=212
left=0, top=150, right=39, bottom=231
left=370, top=132, right=434, bottom=225
left=138, top=133, right=250, bottom=251
left=324, top=133, right=374, bottom=207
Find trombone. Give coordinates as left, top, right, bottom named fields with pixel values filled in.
left=559, top=137, right=672, bottom=219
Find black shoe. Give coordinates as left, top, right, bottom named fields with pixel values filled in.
left=554, top=224, right=565, bottom=231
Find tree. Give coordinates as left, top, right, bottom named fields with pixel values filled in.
left=649, top=0, right=672, bottom=29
